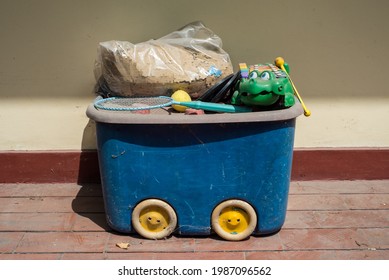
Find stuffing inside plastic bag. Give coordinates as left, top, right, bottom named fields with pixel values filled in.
left=94, top=21, right=233, bottom=98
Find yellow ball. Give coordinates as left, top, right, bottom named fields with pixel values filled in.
left=275, top=56, right=285, bottom=68
left=171, top=90, right=191, bottom=112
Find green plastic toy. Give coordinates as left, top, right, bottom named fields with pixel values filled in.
left=231, top=62, right=295, bottom=108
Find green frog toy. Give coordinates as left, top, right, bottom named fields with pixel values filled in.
left=231, top=62, right=295, bottom=108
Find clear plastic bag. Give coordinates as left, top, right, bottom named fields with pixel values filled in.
left=94, top=21, right=233, bottom=98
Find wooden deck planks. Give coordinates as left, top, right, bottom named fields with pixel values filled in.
left=0, top=180, right=388, bottom=259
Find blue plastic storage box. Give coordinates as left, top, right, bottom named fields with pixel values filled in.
left=87, top=98, right=302, bottom=240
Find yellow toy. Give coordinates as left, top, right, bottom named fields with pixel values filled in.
left=171, top=90, right=192, bottom=112
left=275, top=57, right=311, bottom=117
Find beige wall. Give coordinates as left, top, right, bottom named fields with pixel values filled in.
left=1, top=0, right=388, bottom=150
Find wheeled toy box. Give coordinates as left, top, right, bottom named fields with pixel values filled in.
left=86, top=98, right=303, bottom=241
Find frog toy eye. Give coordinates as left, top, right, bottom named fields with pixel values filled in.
left=260, top=71, right=271, bottom=80
left=248, top=71, right=259, bottom=79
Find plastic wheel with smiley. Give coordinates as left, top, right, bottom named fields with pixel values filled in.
left=132, top=199, right=177, bottom=239
left=211, top=199, right=257, bottom=241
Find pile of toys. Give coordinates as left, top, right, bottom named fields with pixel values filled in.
left=94, top=22, right=310, bottom=117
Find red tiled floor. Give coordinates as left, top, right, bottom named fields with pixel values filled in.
left=288, top=194, right=389, bottom=210
left=193, top=234, right=283, bottom=252
left=0, top=180, right=388, bottom=260
left=106, top=234, right=196, bottom=253
left=59, top=251, right=246, bottom=260
left=284, top=210, right=389, bottom=229
left=279, top=228, right=387, bottom=251
left=0, top=213, right=75, bottom=231
left=14, top=232, right=110, bottom=253
left=0, top=232, right=24, bottom=253
left=0, top=253, right=61, bottom=260
left=245, top=249, right=388, bottom=260
left=103, top=251, right=246, bottom=260
left=0, top=197, right=104, bottom=213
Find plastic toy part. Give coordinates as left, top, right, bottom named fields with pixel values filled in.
left=231, top=63, right=295, bottom=108
left=131, top=199, right=177, bottom=239
left=211, top=200, right=257, bottom=241
left=274, top=57, right=311, bottom=117
left=171, top=90, right=192, bottom=112
left=239, top=63, right=249, bottom=78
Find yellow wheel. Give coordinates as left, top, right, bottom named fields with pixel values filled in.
left=211, top=200, right=257, bottom=241
left=131, top=199, right=177, bottom=239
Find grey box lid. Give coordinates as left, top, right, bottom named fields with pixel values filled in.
left=86, top=96, right=303, bottom=124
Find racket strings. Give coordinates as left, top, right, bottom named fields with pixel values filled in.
left=95, top=96, right=172, bottom=111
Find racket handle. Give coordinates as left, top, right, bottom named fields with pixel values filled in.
left=178, top=101, right=252, bottom=113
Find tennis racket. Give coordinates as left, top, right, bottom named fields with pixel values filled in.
left=94, top=96, right=252, bottom=113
